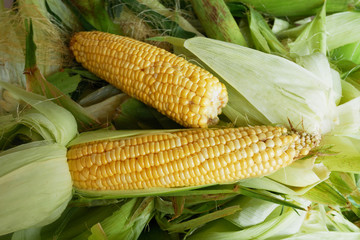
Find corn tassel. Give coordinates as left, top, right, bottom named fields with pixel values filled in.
left=67, top=126, right=320, bottom=191
left=70, top=31, right=228, bottom=128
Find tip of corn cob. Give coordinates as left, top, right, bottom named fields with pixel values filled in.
left=69, top=31, right=228, bottom=128
left=67, top=126, right=320, bottom=191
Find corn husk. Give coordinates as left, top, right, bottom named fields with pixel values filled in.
left=190, top=0, right=247, bottom=46
left=188, top=204, right=308, bottom=239
left=182, top=37, right=336, bottom=134
left=301, top=182, right=348, bottom=206
left=0, top=82, right=77, bottom=146
left=248, top=7, right=288, bottom=55
left=74, top=198, right=154, bottom=240
left=224, top=194, right=282, bottom=228
left=318, top=135, right=360, bottom=172
left=278, top=12, right=360, bottom=52
left=330, top=97, right=360, bottom=138
left=0, top=141, right=72, bottom=236
left=138, top=0, right=203, bottom=36
left=225, top=0, right=354, bottom=17
left=267, top=157, right=330, bottom=188
left=0, top=0, right=70, bottom=81
left=289, top=3, right=326, bottom=57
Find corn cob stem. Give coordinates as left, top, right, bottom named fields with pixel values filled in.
left=67, top=126, right=320, bottom=191
left=70, top=31, right=228, bottom=128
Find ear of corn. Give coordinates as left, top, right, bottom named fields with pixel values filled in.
left=69, top=31, right=228, bottom=128
left=67, top=126, right=320, bottom=194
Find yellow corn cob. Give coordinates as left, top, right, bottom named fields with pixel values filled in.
left=67, top=126, right=320, bottom=191
left=70, top=31, right=228, bottom=128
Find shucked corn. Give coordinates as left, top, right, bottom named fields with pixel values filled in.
left=67, top=126, right=320, bottom=191
left=70, top=31, right=228, bottom=128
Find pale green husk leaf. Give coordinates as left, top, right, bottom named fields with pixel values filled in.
left=0, top=141, right=72, bottom=236
left=330, top=97, right=360, bottom=138
left=76, top=198, right=154, bottom=240
left=188, top=205, right=307, bottom=240
left=267, top=157, right=330, bottom=187
left=0, top=82, right=77, bottom=146
left=318, top=135, right=360, bottom=172
left=224, top=194, right=281, bottom=228
left=183, top=37, right=335, bottom=134
left=327, top=12, right=360, bottom=51
left=289, top=2, right=326, bottom=57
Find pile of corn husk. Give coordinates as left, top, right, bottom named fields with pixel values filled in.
left=1, top=0, right=360, bottom=239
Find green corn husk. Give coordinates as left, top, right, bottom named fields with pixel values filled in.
left=74, top=198, right=154, bottom=240
left=23, top=19, right=102, bottom=132
left=329, top=172, right=360, bottom=204
left=301, top=182, right=348, bottom=207
left=0, top=82, right=77, bottom=146
left=339, top=80, right=360, bottom=104
left=190, top=0, right=247, bottom=46
left=136, top=0, right=203, bottom=36
left=0, top=0, right=71, bottom=83
left=278, top=12, right=360, bottom=52
left=63, top=0, right=122, bottom=34
left=267, top=157, right=330, bottom=188
left=0, top=141, right=72, bottom=236
left=224, top=194, right=282, bottom=228
left=326, top=12, right=360, bottom=51
left=289, top=2, right=326, bottom=57
left=332, top=42, right=360, bottom=65
left=37, top=204, right=122, bottom=239
left=247, top=7, right=288, bottom=55
left=113, top=97, right=182, bottom=130
left=109, top=0, right=197, bottom=39
left=225, top=0, right=355, bottom=17
left=180, top=37, right=337, bottom=134
left=318, top=135, right=360, bottom=172
left=187, top=204, right=308, bottom=240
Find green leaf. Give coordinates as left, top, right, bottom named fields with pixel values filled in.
left=113, top=98, right=181, bottom=130
left=80, top=198, right=154, bottom=240
left=45, top=0, right=81, bottom=31
left=340, top=80, right=360, bottom=104
left=289, top=2, right=326, bottom=57
left=329, top=172, right=357, bottom=196
left=24, top=19, right=36, bottom=69
left=248, top=7, right=288, bottom=55
left=89, top=224, right=107, bottom=240
left=46, top=70, right=82, bottom=95
left=301, top=182, right=347, bottom=206
left=188, top=206, right=306, bottom=240
left=11, top=228, right=41, bottom=240
left=39, top=205, right=121, bottom=239
left=163, top=205, right=241, bottom=233
left=64, top=0, right=122, bottom=34
left=332, top=42, right=360, bottom=65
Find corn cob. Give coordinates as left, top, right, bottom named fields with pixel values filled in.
left=67, top=126, right=320, bottom=191
left=70, top=31, right=228, bottom=128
